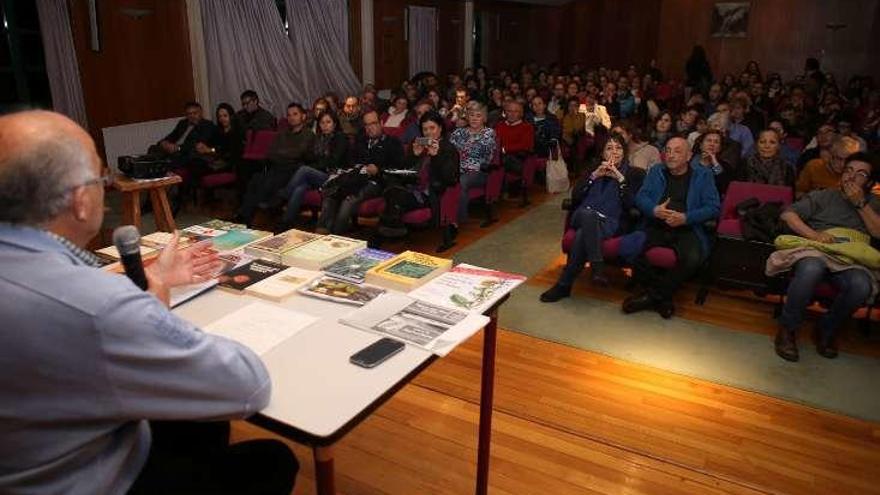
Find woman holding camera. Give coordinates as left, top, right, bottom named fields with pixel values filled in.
left=376, top=112, right=460, bottom=240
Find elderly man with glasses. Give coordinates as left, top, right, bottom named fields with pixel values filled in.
left=774, top=152, right=880, bottom=361
left=795, top=135, right=861, bottom=198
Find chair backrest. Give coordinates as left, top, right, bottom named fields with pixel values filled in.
left=242, top=130, right=278, bottom=160
left=785, top=136, right=805, bottom=152
left=720, top=181, right=793, bottom=220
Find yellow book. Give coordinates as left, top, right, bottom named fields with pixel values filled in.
left=364, top=250, right=452, bottom=292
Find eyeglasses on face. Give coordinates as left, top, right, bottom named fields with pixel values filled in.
left=843, top=166, right=870, bottom=179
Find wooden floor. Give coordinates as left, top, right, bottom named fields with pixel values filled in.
left=144, top=186, right=879, bottom=494
left=232, top=328, right=880, bottom=495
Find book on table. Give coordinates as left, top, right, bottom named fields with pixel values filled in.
left=209, top=229, right=272, bottom=253
left=244, top=229, right=322, bottom=263
left=217, top=259, right=287, bottom=294
left=298, top=276, right=386, bottom=306
left=407, top=263, right=527, bottom=314
left=181, top=219, right=246, bottom=240
left=244, top=267, right=322, bottom=302
left=364, top=250, right=452, bottom=292
left=323, top=248, right=396, bottom=284
left=95, top=244, right=156, bottom=260
left=140, top=231, right=200, bottom=250
left=339, top=292, right=490, bottom=357
left=282, top=235, right=367, bottom=270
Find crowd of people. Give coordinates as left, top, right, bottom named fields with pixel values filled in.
left=155, top=48, right=880, bottom=362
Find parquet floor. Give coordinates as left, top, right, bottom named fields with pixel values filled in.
left=108, top=186, right=879, bottom=494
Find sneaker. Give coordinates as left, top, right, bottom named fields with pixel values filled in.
left=540, top=284, right=571, bottom=303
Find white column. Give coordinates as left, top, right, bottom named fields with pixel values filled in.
left=463, top=0, right=474, bottom=69
left=361, top=0, right=375, bottom=86
left=185, top=0, right=211, bottom=110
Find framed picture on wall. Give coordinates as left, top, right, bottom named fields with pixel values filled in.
left=711, top=2, right=750, bottom=38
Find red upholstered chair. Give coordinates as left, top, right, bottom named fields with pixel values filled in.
left=785, top=136, right=806, bottom=152
left=718, top=181, right=793, bottom=237
left=504, top=153, right=540, bottom=207
left=463, top=143, right=505, bottom=228
left=242, top=130, right=278, bottom=161
left=400, top=161, right=463, bottom=251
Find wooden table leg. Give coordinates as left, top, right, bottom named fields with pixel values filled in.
left=313, top=445, right=336, bottom=495
left=121, top=190, right=142, bottom=231
left=149, top=187, right=177, bottom=232
left=475, top=310, right=499, bottom=495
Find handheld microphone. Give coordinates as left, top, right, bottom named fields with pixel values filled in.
left=113, top=225, right=149, bottom=290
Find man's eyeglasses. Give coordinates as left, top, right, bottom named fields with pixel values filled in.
left=844, top=167, right=870, bottom=179
left=74, top=169, right=114, bottom=190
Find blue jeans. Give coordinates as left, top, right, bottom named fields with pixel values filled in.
left=281, top=166, right=328, bottom=225
left=558, top=208, right=614, bottom=287
left=458, top=171, right=488, bottom=224
left=779, top=257, right=872, bottom=341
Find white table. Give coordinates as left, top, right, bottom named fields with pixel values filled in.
left=175, top=287, right=505, bottom=495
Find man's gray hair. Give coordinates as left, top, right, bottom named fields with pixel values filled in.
left=465, top=100, right=487, bottom=116
left=0, top=133, right=94, bottom=226
left=831, top=135, right=860, bottom=157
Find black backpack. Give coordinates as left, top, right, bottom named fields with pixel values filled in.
left=736, top=197, right=785, bottom=243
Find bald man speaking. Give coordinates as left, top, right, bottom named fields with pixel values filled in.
left=0, top=111, right=296, bottom=494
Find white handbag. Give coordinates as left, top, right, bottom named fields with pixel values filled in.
left=545, top=140, right=570, bottom=194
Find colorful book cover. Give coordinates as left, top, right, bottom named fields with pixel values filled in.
left=95, top=244, right=156, bottom=260
left=244, top=229, right=321, bottom=263
left=323, top=248, right=396, bottom=284
left=210, top=229, right=272, bottom=253
left=244, top=267, right=321, bottom=302
left=365, top=251, right=452, bottom=291
left=217, top=259, right=286, bottom=294
left=409, top=263, right=527, bottom=313
left=298, top=276, right=386, bottom=306
left=140, top=231, right=198, bottom=250
left=281, top=235, right=367, bottom=270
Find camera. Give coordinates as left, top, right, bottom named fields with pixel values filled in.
left=415, top=137, right=433, bottom=146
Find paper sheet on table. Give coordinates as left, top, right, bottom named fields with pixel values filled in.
left=204, top=302, right=318, bottom=356
left=170, top=279, right=219, bottom=308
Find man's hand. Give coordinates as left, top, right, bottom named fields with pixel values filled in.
left=842, top=180, right=866, bottom=207
left=810, top=231, right=835, bottom=243
left=653, top=198, right=673, bottom=219
left=665, top=211, right=687, bottom=227
left=195, top=142, right=211, bottom=154
left=160, top=140, right=177, bottom=154
left=365, top=164, right=379, bottom=176
left=412, top=142, right=426, bottom=156
left=146, top=232, right=221, bottom=289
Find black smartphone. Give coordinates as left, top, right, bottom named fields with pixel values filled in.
left=349, top=338, right=406, bottom=368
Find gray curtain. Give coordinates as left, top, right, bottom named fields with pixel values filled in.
left=201, top=0, right=309, bottom=117
left=286, top=0, right=361, bottom=100
left=35, top=0, right=88, bottom=128
left=407, top=6, right=436, bottom=77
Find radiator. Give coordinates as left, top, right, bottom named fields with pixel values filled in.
left=102, top=117, right=180, bottom=172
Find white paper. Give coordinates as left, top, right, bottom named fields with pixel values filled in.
left=204, top=302, right=318, bottom=356
left=340, top=293, right=489, bottom=356
left=407, top=263, right=525, bottom=314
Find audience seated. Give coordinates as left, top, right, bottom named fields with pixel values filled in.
left=723, top=99, right=756, bottom=157
left=795, top=135, right=860, bottom=197
left=278, top=111, right=349, bottom=230
left=650, top=111, right=674, bottom=150
left=153, top=101, right=215, bottom=172
left=236, top=103, right=315, bottom=226
left=376, top=111, right=460, bottom=239
left=612, top=122, right=660, bottom=171
left=767, top=119, right=800, bottom=168
left=495, top=100, right=535, bottom=174
left=237, top=90, right=277, bottom=132
left=196, top=103, right=244, bottom=174
left=796, top=123, right=836, bottom=170
left=691, top=129, right=739, bottom=195
left=380, top=94, right=413, bottom=139
left=579, top=93, right=612, bottom=142
left=623, top=137, right=721, bottom=318
left=772, top=153, right=879, bottom=361
left=317, top=110, right=402, bottom=235
left=339, top=96, right=363, bottom=138
left=561, top=97, right=586, bottom=148
left=450, top=101, right=496, bottom=230
left=528, top=95, right=562, bottom=157
left=743, top=129, right=794, bottom=186
left=541, top=134, right=645, bottom=302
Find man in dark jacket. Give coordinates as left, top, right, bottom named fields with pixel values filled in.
left=623, top=137, right=721, bottom=318
left=154, top=102, right=215, bottom=169
left=237, top=90, right=277, bottom=132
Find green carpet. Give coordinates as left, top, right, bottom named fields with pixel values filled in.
left=453, top=194, right=880, bottom=422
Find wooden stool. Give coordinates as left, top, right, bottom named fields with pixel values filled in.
left=113, top=174, right=182, bottom=232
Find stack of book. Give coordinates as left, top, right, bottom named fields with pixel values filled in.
left=323, top=248, right=396, bottom=284
left=364, top=251, right=452, bottom=292
left=244, top=229, right=322, bottom=263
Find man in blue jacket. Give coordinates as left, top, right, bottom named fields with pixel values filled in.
left=624, top=137, right=721, bottom=318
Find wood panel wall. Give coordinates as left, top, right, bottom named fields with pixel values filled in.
left=655, top=0, right=880, bottom=83
left=68, top=0, right=194, bottom=147
left=473, top=0, right=563, bottom=73
left=372, top=0, right=466, bottom=89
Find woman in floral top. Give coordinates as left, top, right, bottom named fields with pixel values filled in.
left=449, top=101, right=496, bottom=235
